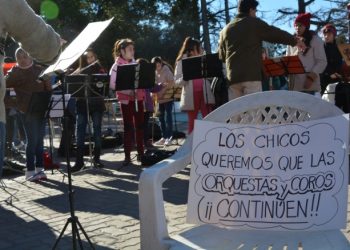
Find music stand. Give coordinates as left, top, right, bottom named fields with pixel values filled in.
left=159, top=86, right=184, bottom=144
left=45, top=94, right=70, bottom=179
left=182, top=53, right=223, bottom=81
left=115, top=62, right=155, bottom=90
left=114, top=62, right=155, bottom=111
left=48, top=94, right=71, bottom=119
left=44, top=19, right=113, bottom=250
left=64, top=74, right=109, bottom=171
left=53, top=74, right=95, bottom=250
left=182, top=53, right=223, bottom=138
left=263, top=55, right=305, bottom=77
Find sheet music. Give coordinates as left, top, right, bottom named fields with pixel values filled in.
left=42, top=18, right=113, bottom=77
left=49, top=94, right=71, bottom=118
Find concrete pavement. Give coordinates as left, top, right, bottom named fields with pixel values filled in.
left=0, top=137, right=191, bottom=250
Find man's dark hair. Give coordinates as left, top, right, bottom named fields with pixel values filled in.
left=238, top=0, right=259, bottom=14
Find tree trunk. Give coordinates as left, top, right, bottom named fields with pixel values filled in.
left=200, top=0, right=211, bottom=53
left=225, top=0, right=230, bottom=24
left=298, top=0, right=306, bottom=13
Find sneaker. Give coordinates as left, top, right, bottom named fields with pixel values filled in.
left=93, top=160, right=104, bottom=168
left=71, top=164, right=84, bottom=173
left=25, top=170, right=41, bottom=182
left=35, top=167, right=47, bottom=180
left=25, top=170, right=35, bottom=181
left=154, top=138, right=165, bottom=146
left=164, top=137, right=172, bottom=146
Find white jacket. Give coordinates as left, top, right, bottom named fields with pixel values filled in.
left=286, top=34, right=327, bottom=92
left=174, top=58, right=215, bottom=111
left=0, top=0, right=61, bottom=123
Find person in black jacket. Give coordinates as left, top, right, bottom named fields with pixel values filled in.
left=71, top=48, right=106, bottom=172
left=320, top=24, right=343, bottom=94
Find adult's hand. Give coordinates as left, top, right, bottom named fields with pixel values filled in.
left=296, top=36, right=306, bottom=52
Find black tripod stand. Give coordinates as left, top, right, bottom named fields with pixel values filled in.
left=53, top=78, right=94, bottom=250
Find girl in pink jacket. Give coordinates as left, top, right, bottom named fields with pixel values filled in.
left=110, top=39, right=145, bottom=166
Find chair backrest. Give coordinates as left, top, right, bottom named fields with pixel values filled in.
left=205, top=90, right=343, bottom=125
left=139, top=90, right=346, bottom=250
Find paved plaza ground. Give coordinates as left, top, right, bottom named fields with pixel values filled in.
left=0, top=117, right=349, bottom=250
left=0, top=136, right=192, bottom=250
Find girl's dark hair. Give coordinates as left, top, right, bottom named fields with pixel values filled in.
left=112, top=38, right=134, bottom=59
left=78, top=47, right=96, bottom=69
left=175, top=37, right=201, bottom=62
left=151, top=56, right=174, bottom=72
left=151, top=56, right=162, bottom=64
left=136, top=58, right=149, bottom=64
left=300, top=29, right=315, bottom=55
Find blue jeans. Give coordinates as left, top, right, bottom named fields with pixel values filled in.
left=0, top=122, right=5, bottom=177
left=21, top=113, right=45, bottom=171
left=76, top=110, right=103, bottom=162
left=159, top=101, right=173, bottom=139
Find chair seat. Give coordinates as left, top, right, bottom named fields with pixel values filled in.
left=169, top=225, right=349, bottom=250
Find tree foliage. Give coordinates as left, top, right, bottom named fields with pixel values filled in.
left=274, top=0, right=349, bottom=38
left=17, top=0, right=240, bottom=67
left=23, top=0, right=349, bottom=67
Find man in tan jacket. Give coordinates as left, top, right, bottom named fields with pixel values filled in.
left=218, top=0, right=305, bottom=100
left=0, top=0, right=61, bottom=179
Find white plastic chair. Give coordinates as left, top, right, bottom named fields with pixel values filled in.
left=139, top=90, right=349, bottom=250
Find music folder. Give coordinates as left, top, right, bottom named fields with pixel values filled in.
left=115, top=62, right=156, bottom=90
left=263, top=55, right=305, bottom=77
left=182, top=53, right=223, bottom=81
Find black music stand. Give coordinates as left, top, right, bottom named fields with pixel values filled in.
left=53, top=74, right=95, bottom=250
left=114, top=62, right=155, bottom=90
left=182, top=53, right=223, bottom=81
left=181, top=53, right=223, bottom=137
left=263, top=55, right=305, bottom=77
left=45, top=94, right=69, bottom=179
left=65, top=74, right=109, bottom=171
left=114, top=62, right=155, bottom=115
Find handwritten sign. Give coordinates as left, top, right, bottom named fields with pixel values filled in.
left=187, top=115, right=349, bottom=230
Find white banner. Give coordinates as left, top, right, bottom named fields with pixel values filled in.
left=187, top=115, right=349, bottom=230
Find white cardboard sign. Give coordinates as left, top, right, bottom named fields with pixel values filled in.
left=187, top=115, right=349, bottom=230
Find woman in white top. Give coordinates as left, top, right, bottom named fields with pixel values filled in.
left=286, top=13, right=327, bottom=96
left=174, top=37, right=215, bottom=134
